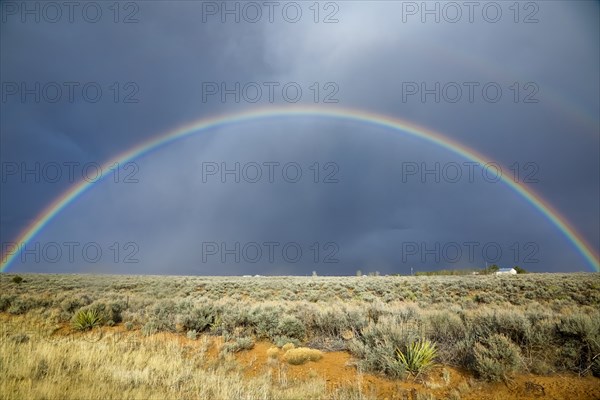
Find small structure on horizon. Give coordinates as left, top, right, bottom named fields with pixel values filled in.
left=495, top=267, right=517, bottom=275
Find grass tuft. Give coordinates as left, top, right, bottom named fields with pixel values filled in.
left=267, top=346, right=280, bottom=359
left=283, top=347, right=323, bottom=365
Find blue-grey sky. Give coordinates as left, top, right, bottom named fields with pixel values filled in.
left=1, top=1, right=598, bottom=275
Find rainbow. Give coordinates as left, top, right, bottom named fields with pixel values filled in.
left=1, top=105, right=598, bottom=272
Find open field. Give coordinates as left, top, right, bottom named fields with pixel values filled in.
left=1, top=273, right=599, bottom=399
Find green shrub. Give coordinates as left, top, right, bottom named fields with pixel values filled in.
left=349, top=317, right=419, bottom=378
left=34, top=359, right=49, bottom=380
left=0, top=295, right=12, bottom=312
left=472, top=334, right=522, bottom=382
left=75, top=301, right=123, bottom=326
left=466, top=309, right=527, bottom=342
left=187, top=329, right=198, bottom=340
left=60, top=298, right=82, bottom=313
left=397, top=304, right=421, bottom=323
left=592, top=357, right=600, bottom=378
left=311, top=308, right=343, bottom=337
left=72, top=309, right=103, bottom=331
left=493, top=309, right=531, bottom=346
left=222, top=336, right=255, bottom=353
left=396, top=339, right=437, bottom=377
left=526, top=313, right=556, bottom=349
left=218, top=305, right=251, bottom=335
left=142, top=320, right=161, bottom=336
left=426, top=311, right=466, bottom=344
left=310, top=307, right=368, bottom=339
left=556, top=312, right=600, bottom=373
left=529, top=359, right=553, bottom=375
left=180, top=305, right=215, bottom=332
left=274, top=336, right=301, bottom=348
left=473, top=292, right=501, bottom=304
left=276, top=316, right=306, bottom=341
left=107, top=302, right=125, bottom=323
left=12, top=276, right=23, bottom=284
left=453, top=338, right=476, bottom=370
left=366, top=300, right=387, bottom=323
left=249, top=305, right=281, bottom=338
left=7, top=298, right=28, bottom=315
left=556, top=313, right=599, bottom=341
left=143, top=300, right=177, bottom=333
left=11, top=333, right=30, bottom=344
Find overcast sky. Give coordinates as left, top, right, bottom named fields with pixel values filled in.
left=1, top=1, right=598, bottom=275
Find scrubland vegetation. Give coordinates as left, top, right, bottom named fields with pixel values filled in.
left=1, top=273, right=599, bottom=399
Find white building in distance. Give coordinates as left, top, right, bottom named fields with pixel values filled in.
left=495, top=268, right=517, bottom=275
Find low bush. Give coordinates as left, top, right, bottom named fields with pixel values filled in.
left=222, top=337, right=255, bottom=353
left=492, top=309, right=531, bottom=346
left=7, top=298, right=28, bottom=315
left=282, top=342, right=296, bottom=352
left=249, top=305, right=281, bottom=339
left=472, top=334, right=522, bottom=382
left=143, top=300, right=177, bottom=334
left=142, top=321, right=160, bottom=336
left=11, top=333, right=29, bottom=344
left=276, top=316, right=306, bottom=341
left=266, top=346, right=279, bottom=359
left=555, top=312, right=600, bottom=373
left=60, top=298, right=82, bottom=314
left=0, top=295, right=12, bottom=312
left=274, top=336, right=301, bottom=349
left=74, top=302, right=124, bottom=326
left=427, top=311, right=466, bottom=344
left=349, top=318, right=418, bottom=378
left=592, top=358, right=600, bottom=378
left=180, top=304, right=216, bottom=333
left=283, top=347, right=323, bottom=365
left=187, top=330, right=198, bottom=340
left=309, top=306, right=368, bottom=339
left=219, top=306, right=251, bottom=335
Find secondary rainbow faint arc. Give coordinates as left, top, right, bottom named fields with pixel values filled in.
left=1, top=105, right=598, bottom=272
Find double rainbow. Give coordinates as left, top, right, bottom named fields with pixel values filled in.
left=1, top=106, right=598, bottom=272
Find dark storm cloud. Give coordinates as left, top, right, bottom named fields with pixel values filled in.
left=1, top=1, right=274, bottom=246
left=1, top=1, right=598, bottom=274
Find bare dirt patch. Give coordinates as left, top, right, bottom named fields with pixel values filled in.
left=233, top=340, right=600, bottom=399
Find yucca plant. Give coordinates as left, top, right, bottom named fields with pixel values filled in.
left=396, top=339, right=438, bottom=377
left=72, top=309, right=103, bottom=331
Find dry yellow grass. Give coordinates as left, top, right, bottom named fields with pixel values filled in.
left=0, top=315, right=335, bottom=400
left=283, top=347, right=323, bottom=365
left=267, top=346, right=280, bottom=359
left=281, top=342, right=296, bottom=352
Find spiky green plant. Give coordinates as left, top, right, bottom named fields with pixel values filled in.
left=72, top=309, right=103, bottom=331
left=396, top=339, right=437, bottom=377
